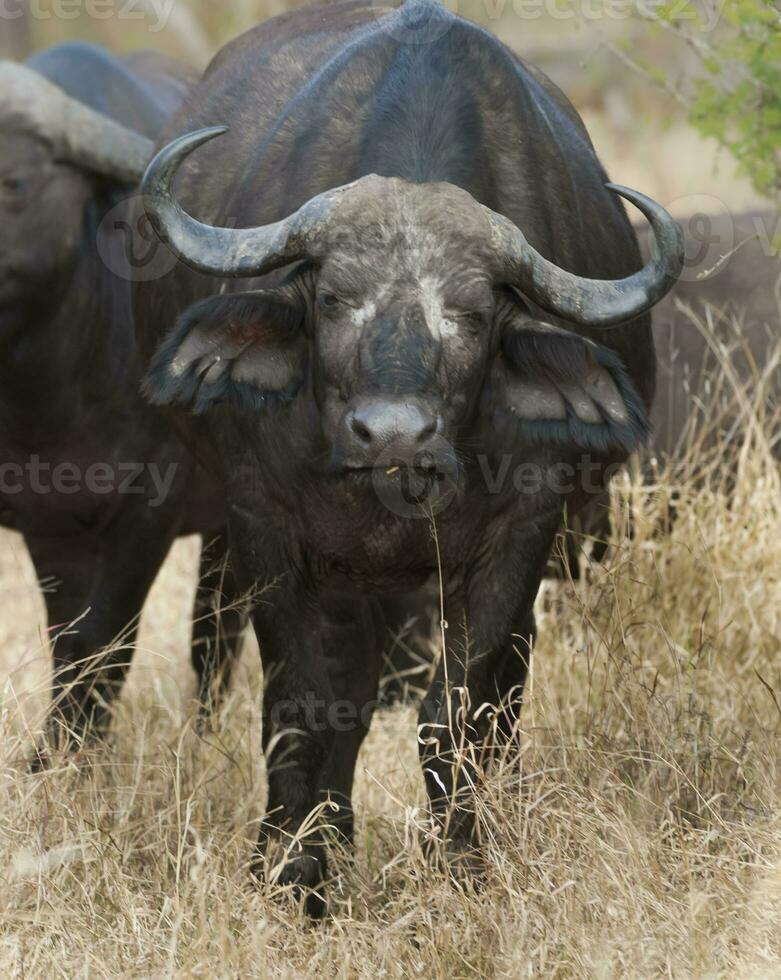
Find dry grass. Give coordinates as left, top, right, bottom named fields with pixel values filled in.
left=1, top=308, right=781, bottom=978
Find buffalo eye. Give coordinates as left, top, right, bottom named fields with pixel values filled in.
left=317, top=291, right=340, bottom=313
left=447, top=309, right=485, bottom=335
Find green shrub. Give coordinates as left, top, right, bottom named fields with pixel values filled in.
left=654, top=0, right=781, bottom=200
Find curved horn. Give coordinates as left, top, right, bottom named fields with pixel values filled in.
left=141, top=127, right=341, bottom=277
left=144, top=128, right=684, bottom=313
left=487, top=184, right=684, bottom=327
left=0, top=61, right=155, bottom=185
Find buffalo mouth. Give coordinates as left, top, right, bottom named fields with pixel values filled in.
left=340, top=450, right=445, bottom=476
left=336, top=459, right=461, bottom=518
left=339, top=458, right=460, bottom=491
left=343, top=462, right=438, bottom=476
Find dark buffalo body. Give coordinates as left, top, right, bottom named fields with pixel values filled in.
left=0, top=44, right=244, bottom=747
left=134, top=0, right=681, bottom=910
left=1, top=44, right=193, bottom=546
left=26, top=43, right=192, bottom=134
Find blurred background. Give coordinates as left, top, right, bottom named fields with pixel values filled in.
left=1, top=0, right=778, bottom=219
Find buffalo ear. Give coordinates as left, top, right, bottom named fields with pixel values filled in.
left=144, top=288, right=306, bottom=414
left=494, top=310, right=650, bottom=455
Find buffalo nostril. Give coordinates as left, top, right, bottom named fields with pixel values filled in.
left=351, top=416, right=373, bottom=445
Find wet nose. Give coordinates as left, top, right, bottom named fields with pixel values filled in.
left=347, top=398, right=439, bottom=462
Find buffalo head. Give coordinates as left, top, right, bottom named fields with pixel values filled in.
left=143, top=128, right=684, bottom=480
left=0, top=61, right=154, bottom=309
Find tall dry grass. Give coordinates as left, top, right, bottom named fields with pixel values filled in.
left=1, top=304, right=781, bottom=978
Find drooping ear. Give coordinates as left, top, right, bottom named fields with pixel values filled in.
left=493, top=308, right=650, bottom=455
left=144, top=287, right=306, bottom=414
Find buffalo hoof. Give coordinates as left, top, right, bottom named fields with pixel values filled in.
left=253, top=841, right=328, bottom=919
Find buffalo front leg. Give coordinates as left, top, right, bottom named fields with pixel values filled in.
left=418, top=513, right=558, bottom=874
left=250, top=589, right=337, bottom=917
left=249, top=589, right=382, bottom=917
left=491, top=610, right=537, bottom=747
left=316, top=594, right=383, bottom=847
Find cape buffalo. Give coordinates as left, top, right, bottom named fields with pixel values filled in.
left=0, top=44, right=246, bottom=752
left=135, top=0, right=683, bottom=912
